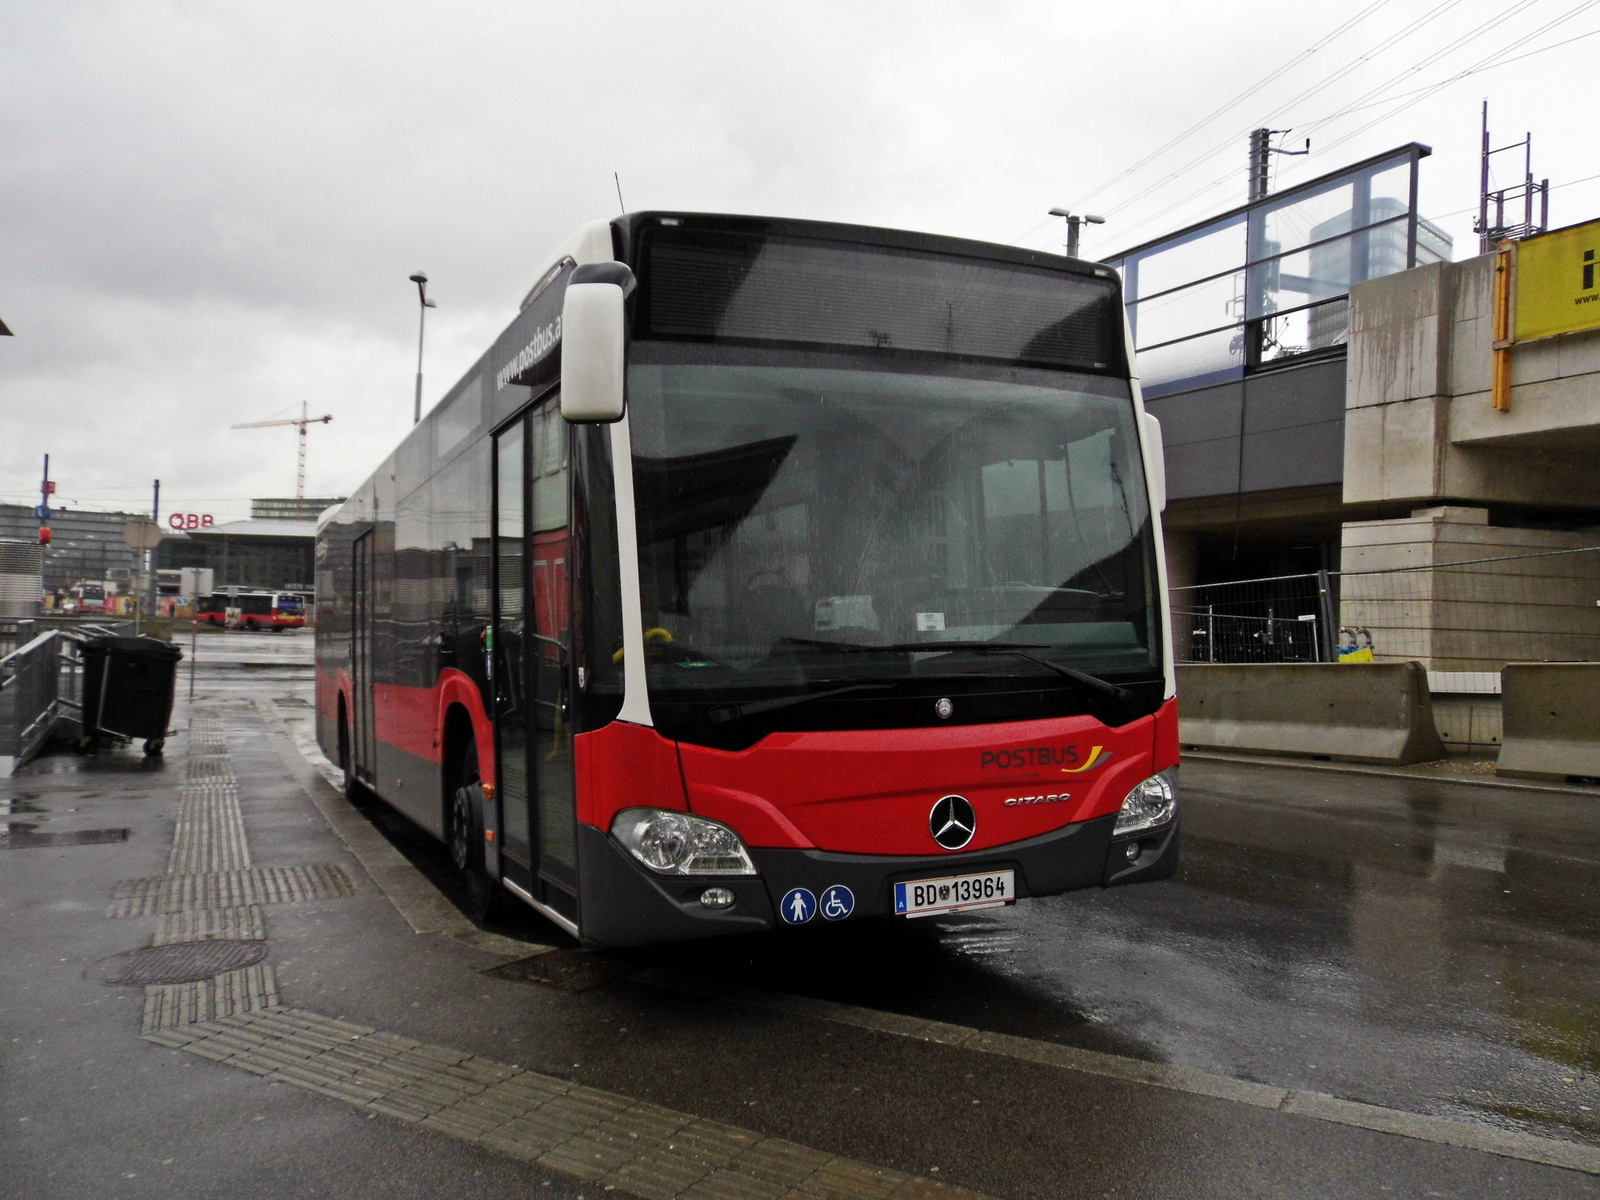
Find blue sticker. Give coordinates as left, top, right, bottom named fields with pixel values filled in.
left=820, top=885, right=855, bottom=921
left=779, top=887, right=816, bottom=925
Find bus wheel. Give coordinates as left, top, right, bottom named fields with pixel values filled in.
left=450, top=734, right=502, bottom=924
left=337, top=711, right=357, bottom=799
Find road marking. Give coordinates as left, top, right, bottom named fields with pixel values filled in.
left=146, top=1007, right=985, bottom=1200
left=634, top=970, right=1600, bottom=1177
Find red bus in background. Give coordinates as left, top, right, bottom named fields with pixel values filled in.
left=316, top=212, right=1180, bottom=947
left=196, top=591, right=308, bottom=630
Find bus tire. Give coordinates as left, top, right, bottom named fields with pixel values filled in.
left=450, top=733, right=502, bottom=924
left=337, top=706, right=358, bottom=799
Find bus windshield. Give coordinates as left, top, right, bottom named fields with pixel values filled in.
left=627, top=350, right=1160, bottom=741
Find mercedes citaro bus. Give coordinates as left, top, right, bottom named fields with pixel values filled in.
left=315, top=213, right=1180, bottom=946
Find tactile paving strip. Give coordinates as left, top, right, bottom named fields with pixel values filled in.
left=169, top=779, right=250, bottom=874
left=108, top=864, right=354, bottom=918
left=145, top=1008, right=981, bottom=1200
left=153, top=905, right=267, bottom=945
left=167, top=715, right=250, bottom=874
left=141, top=965, right=281, bottom=1033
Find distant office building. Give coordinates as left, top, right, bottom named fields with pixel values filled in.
left=0, top=503, right=145, bottom=593
left=159, top=518, right=317, bottom=592
left=251, top=496, right=346, bottom=522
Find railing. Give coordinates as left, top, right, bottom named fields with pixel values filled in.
left=1173, top=570, right=1337, bottom=663
left=0, top=621, right=132, bottom=776
left=1173, top=545, right=1600, bottom=670
left=0, top=615, right=137, bottom=659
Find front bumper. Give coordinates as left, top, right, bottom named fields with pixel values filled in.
left=575, top=812, right=1179, bottom=948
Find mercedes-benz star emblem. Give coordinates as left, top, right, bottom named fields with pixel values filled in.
left=934, top=697, right=954, bottom=719
left=929, top=795, right=976, bottom=850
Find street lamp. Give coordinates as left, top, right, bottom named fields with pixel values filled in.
left=1048, top=209, right=1105, bottom=259
left=409, top=271, right=437, bottom=424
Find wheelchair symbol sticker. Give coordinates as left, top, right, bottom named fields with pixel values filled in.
left=820, top=885, right=855, bottom=920
left=780, top=888, right=816, bottom=924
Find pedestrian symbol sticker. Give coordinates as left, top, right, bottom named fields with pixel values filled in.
left=780, top=888, right=816, bottom=924
left=820, top=885, right=854, bottom=921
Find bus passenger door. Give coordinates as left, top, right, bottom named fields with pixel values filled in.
left=529, top=402, right=577, bottom=911
left=351, top=529, right=377, bottom=783
left=492, top=420, right=533, bottom=884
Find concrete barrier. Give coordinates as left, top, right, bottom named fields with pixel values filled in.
left=1177, top=662, right=1446, bottom=765
left=1497, top=663, right=1600, bottom=782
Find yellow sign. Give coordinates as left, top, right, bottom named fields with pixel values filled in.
left=1514, top=217, right=1600, bottom=342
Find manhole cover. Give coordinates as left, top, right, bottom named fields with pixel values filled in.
left=2, top=828, right=129, bottom=849
left=485, top=949, right=632, bottom=993
left=90, top=940, right=268, bottom=986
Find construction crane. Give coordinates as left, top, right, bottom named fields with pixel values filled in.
left=232, top=401, right=333, bottom=500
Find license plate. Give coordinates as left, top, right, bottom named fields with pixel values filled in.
left=894, top=869, right=1014, bottom=918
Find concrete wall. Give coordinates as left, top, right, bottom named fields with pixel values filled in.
left=1145, top=357, right=1347, bottom=503
left=1339, top=506, right=1600, bottom=671
left=1344, top=254, right=1600, bottom=510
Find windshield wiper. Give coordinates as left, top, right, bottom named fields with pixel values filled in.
left=705, top=682, right=896, bottom=725
left=772, top=638, right=1133, bottom=702
left=915, top=643, right=1134, bottom=702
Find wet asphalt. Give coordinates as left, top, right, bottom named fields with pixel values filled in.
left=4, top=627, right=1599, bottom=1199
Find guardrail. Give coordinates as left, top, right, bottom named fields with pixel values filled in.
left=0, top=621, right=131, bottom=776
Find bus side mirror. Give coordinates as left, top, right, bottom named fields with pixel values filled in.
left=560, top=263, right=635, bottom=423
left=1141, top=412, right=1166, bottom=513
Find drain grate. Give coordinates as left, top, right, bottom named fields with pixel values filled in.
left=92, top=940, right=269, bottom=986
left=3, top=828, right=129, bottom=849
left=485, top=949, right=633, bottom=993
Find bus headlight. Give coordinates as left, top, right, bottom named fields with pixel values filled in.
left=1114, top=770, right=1177, bottom=836
left=611, top=808, right=758, bottom=876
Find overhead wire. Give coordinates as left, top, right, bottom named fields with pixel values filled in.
left=1061, top=0, right=1394, bottom=213
left=1034, top=0, right=1474, bottom=249
left=1008, top=0, right=1399, bottom=245
left=1304, top=24, right=1600, bottom=121
left=1278, top=0, right=1600, bottom=175
left=1097, top=0, right=1589, bottom=254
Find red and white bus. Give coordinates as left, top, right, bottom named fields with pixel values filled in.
left=316, top=213, right=1179, bottom=946
left=196, top=591, right=308, bottom=630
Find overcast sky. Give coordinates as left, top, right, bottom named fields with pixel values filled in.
left=3, top=0, right=1596, bottom=523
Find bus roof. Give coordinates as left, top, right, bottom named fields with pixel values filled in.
left=323, top=212, right=1120, bottom=539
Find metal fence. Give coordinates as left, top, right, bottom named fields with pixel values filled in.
left=1172, top=545, right=1600, bottom=669
left=0, top=620, right=133, bottom=776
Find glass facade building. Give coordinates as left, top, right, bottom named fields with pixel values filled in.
left=1108, top=144, right=1451, bottom=398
